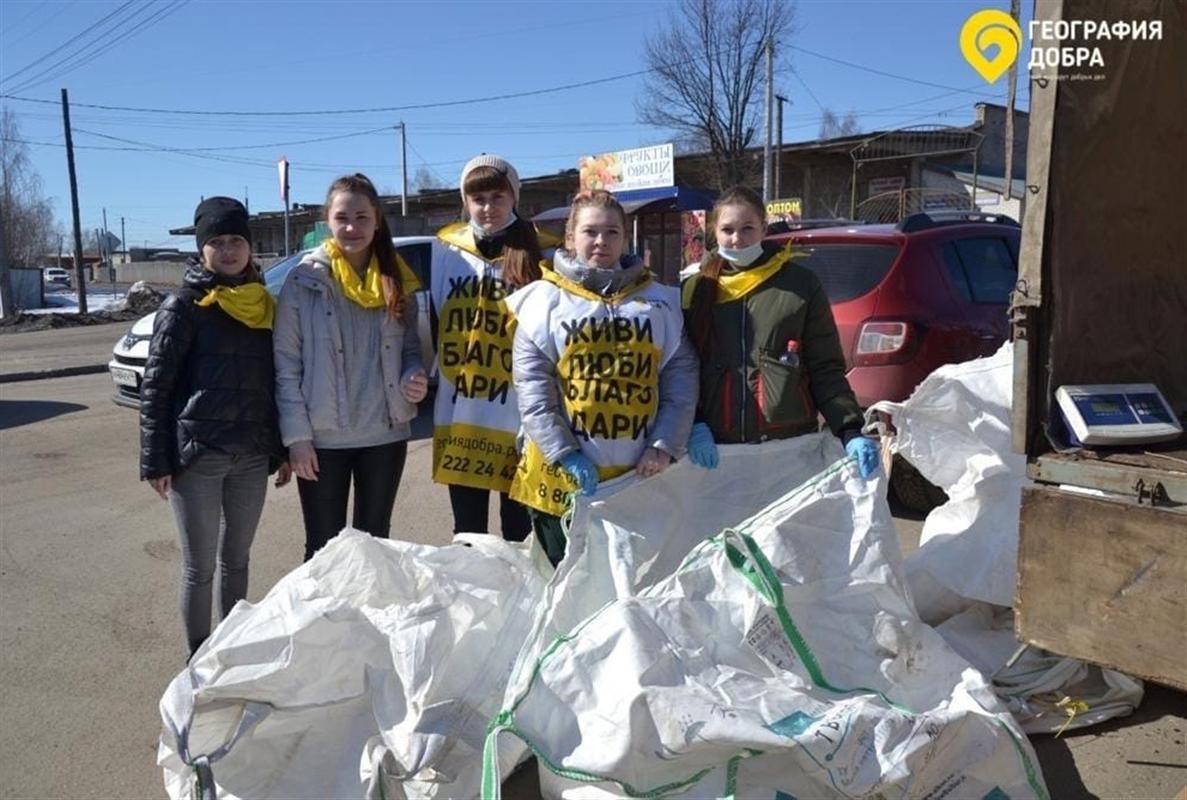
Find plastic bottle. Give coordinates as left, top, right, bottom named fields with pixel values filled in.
left=778, top=339, right=801, bottom=367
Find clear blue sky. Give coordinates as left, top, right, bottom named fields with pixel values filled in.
left=0, top=0, right=1033, bottom=251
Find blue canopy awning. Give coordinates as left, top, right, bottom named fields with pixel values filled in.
left=532, top=185, right=717, bottom=222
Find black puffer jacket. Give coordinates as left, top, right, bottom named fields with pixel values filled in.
left=139, top=262, right=284, bottom=480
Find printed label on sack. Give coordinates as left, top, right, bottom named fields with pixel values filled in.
left=745, top=607, right=799, bottom=672
left=432, top=423, right=519, bottom=492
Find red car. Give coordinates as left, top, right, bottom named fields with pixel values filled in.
left=767, top=210, right=1020, bottom=507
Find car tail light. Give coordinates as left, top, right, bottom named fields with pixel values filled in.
left=853, top=321, right=918, bottom=366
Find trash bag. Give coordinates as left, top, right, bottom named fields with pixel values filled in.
left=158, top=529, right=550, bottom=800
left=482, top=438, right=1049, bottom=799
left=936, top=603, right=1145, bottom=735
left=866, top=344, right=1142, bottom=734
left=867, top=343, right=1023, bottom=619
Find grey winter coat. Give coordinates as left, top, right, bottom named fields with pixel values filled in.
left=513, top=250, right=699, bottom=463
left=273, top=245, right=422, bottom=446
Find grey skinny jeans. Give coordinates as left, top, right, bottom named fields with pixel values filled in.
left=168, top=451, right=269, bottom=655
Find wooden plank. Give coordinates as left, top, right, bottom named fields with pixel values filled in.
left=1029, top=455, right=1187, bottom=505
left=1016, top=485, right=1187, bottom=689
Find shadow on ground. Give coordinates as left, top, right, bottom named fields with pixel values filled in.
left=0, top=399, right=89, bottom=431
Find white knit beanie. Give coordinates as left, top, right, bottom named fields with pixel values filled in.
left=459, top=154, right=521, bottom=204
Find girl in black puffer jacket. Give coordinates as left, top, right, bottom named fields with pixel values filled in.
left=140, top=197, right=290, bottom=658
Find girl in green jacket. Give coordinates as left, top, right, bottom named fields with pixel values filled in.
left=680, top=186, right=879, bottom=478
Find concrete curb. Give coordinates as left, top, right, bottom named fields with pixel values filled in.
left=0, top=364, right=109, bottom=384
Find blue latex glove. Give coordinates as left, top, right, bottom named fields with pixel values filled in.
left=846, top=435, right=881, bottom=479
left=687, top=422, right=719, bottom=469
left=558, top=451, right=599, bottom=496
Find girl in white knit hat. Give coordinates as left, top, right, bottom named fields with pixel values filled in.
left=428, top=154, right=560, bottom=540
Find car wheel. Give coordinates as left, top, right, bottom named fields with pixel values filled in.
left=890, top=455, right=948, bottom=514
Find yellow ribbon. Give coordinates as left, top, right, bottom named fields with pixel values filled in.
left=323, top=238, right=422, bottom=309
left=681, top=246, right=798, bottom=308
left=196, top=283, right=275, bottom=330
left=1054, top=696, right=1090, bottom=738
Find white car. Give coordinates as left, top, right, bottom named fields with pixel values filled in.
left=110, top=237, right=437, bottom=408
left=43, top=266, right=71, bottom=287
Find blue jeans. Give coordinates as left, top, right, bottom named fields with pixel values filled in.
left=168, top=451, right=269, bottom=655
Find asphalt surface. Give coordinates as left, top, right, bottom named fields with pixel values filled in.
left=0, top=319, right=127, bottom=382
left=0, top=360, right=1184, bottom=798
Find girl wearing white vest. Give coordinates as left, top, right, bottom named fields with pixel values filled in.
left=274, top=173, right=428, bottom=560
left=429, top=155, right=557, bottom=541
left=508, top=190, right=698, bottom=565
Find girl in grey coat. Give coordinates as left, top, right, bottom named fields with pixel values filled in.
left=274, top=174, right=427, bottom=560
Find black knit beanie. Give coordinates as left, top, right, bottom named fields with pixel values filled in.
left=194, top=197, right=251, bottom=251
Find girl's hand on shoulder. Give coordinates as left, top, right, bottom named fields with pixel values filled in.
left=274, top=462, right=293, bottom=488
left=148, top=476, right=172, bottom=500
left=401, top=369, right=429, bottom=403
left=289, top=441, right=319, bottom=482
left=636, top=447, right=672, bottom=479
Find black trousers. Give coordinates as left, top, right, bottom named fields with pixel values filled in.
left=448, top=484, right=531, bottom=541
left=528, top=508, right=567, bottom=567
left=296, top=441, right=408, bottom=561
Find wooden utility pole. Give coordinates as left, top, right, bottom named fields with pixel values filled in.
left=62, top=88, right=87, bottom=313
left=396, top=122, right=407, bottom=217
left=0, top=152, right=14, bottom=317
left=762, top=38, right=774, bottom=202
left=774, top=94, right=789, bottom=201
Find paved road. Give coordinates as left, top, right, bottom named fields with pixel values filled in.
left=0, top=373, right=1183, bottom=799
left=0, top=321, right=129, bottom=379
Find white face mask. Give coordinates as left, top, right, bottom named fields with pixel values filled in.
left=469, top=211, right=518, bottom=239
left=717, top=241, right=764, bottom=267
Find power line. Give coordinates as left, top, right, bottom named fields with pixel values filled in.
left=75, top=124, right=391, bottom=152
left=787, top=43, right=1010, bottom=96
left=6, top=1, right=191, bottom=95
left=0, top=0, right=140, bottom=88
left=0, top=68, right=654, bottom=117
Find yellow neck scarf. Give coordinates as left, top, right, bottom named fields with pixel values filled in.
left=323, top=239, right=423, bottom=309
left=681, top=246, right=796, bottom=308
left=324, top=238, right=385, bottom=308
left=196, top=282, right=275, bottom=330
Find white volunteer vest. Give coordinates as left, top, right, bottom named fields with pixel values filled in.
left=507, top=269, right=685, bottom=515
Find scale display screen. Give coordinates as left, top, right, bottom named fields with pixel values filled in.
left=1056, top=384, right=1182, bottom=446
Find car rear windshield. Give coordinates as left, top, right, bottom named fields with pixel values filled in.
left=793, top=243, right=899, bottom=303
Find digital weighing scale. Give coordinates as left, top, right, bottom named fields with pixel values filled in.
left=1055, top=383, right=1183, bottom=447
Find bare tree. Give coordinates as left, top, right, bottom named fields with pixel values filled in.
left=818, top=108, right=860, bottom=140
left=1, top=108, right=58, bottom=314
left=413, top=166, right=446, bottom=193
left=636, top=0, right=795, bottom=189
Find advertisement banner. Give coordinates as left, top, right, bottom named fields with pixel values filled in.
left=766, top=197, right=803, bottom=221
left=867, top=177, right=905, bottom=198
left=579, top=143, right=674, bottom=193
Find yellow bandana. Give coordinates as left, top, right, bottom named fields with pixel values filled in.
left=323, top=238, right=423, bottom=309
left=681, top=246, right=798, bottom=307
left=196, top=282, right=275, bottom=330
